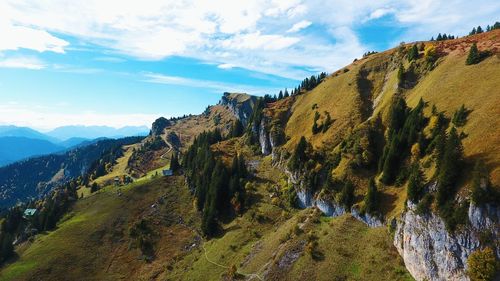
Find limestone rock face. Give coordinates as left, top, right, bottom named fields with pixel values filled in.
left=394, top=202, right=500, bottom=281
left=258, top=119, right=272, bottom=155
left=219, top=92, right=256, bottom=126
left=351, top=207, right=384, bottom=227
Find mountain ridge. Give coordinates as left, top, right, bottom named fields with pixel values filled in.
left=0, top=30, right=499, bottom=281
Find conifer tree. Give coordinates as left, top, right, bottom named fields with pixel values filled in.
left=466, top=43, right=480, bottom=65
left=338, top=181, right=355, bottom=209
left=312, top=111, right=321, bottom=134
left=170, top=153, right=180, bottom=172
left=363, top=178, right=378, bottom=214
left=407, top=163, right=425, bottom=203
left=476, top=26, right=483, bottom=33
left=289, top=136, right=309, bottom=170
left=470, top=160, right=497, bottom=205
left=408, top=44, right=419, bottom=61
left=397, top=64, right=405, bottom=87
left=436, top=127, right=463, bottom=205
left=230, top=119, right=244, bottom=138
left=284, top=88, right=290, bottom=98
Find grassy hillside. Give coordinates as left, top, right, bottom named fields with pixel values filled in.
left=0, top=177, right=198, bottom=281
left=273, top=30, right=500, bottom=217
left=1, top=31, right=498, bottom=281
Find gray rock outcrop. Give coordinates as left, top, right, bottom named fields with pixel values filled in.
left=394, top=201, right=500, bottom=281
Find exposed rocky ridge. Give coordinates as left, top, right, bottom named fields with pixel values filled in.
left=394, top=201, right=500, bottom=281
left=296, top=188, right=384, bottom=227
left=219, top=92, right=257, bottom=126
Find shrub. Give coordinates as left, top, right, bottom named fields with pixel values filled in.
left=424, top=45, right=437, bottom=64
left=467, top=247, right=498, bottom=281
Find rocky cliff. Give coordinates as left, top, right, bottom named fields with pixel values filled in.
left=394, top=201, right=500, bottom=281
left=219, top=92, right=257, bottom=126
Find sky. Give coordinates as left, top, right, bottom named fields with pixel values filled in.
left=0, top=0, right=499, bottom=130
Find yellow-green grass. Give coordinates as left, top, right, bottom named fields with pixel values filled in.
left=278, top=31, right=500, bottom=221
left=93, top=144, right=137, bottom=185
left=405, top=52, right=500, bottom=186
left=285, top=214, right=413, bottom=281
left=166, top=155, right=290, bottom=280
left=1, top=176, right=196, bottom=281
left=284, top=64, right=365, bottom=151
left=161, top=104, right=236, bottom=152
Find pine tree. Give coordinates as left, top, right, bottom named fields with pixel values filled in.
left=470, top=160, right=495, bottom=205
left=452, top=104, right=468, bottom=127
left=397, top=64, right=405, bottom=87
left=284, top=88, right=289, bottom=98
left=407, top=163, right=425, bottom=203
left=278, top=91, right=283, bottom=100
left=380, top=135, right=399, bottom=184
left=230, top=119, right=244, bottom=138
left=289, top=136, right=309, bottom=170
left=363, top=178, right=378, bottom=214
left=466, top=43, right=480, bottom=65
left=436, top=33, right=442, bottom=40
left=408, top=44, right=419, bottom=61
left=436, top=127, right=463, bottom=205
left=476, top=26, right=483, bottom=34
left=170, top=153, right=180, bottom=172
left=312, top=111, right=321, bottom=134
left=469, top=27, right=476, bottom=36
left=338, top=181, right=355, bottom=209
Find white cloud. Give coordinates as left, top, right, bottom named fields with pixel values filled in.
left=1, top=0, right=499, bottom=80
left=143, top=73, right=280, bottom=95
left=218, top=63, right=235, bottom=69
left=0, top=103, right=157, bottom=130
left=0, top=14, right=68, bottom=53
left=220, top=32, right=300, bottom=50
left=0, top=56, right=46, bottom=70
left=364, top=8, right=395, bottom=22
left=287, top=20, right=312, bottom=33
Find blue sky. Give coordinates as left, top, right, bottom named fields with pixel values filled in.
left=0, top=0, right=499, bottom=130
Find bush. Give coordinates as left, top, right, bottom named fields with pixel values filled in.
left=467, top=247, right=499, bottom=281
left=424, top=45, right=437, bottom=64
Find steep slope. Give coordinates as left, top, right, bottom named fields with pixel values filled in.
left=0, top=177, right=198, bottom=281
left=1, top=31, right=499, bottom=281
left=0, top=137, right=142, bottom=208
left=127, top=95, right=245, bottom=176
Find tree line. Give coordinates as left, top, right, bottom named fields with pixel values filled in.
left=183, top=130, right=248, bottom=237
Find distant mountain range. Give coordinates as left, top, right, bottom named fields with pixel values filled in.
left=0, top=137, right=63, bottom=167
left=0, top=125, right=150, bottom=167
left=45, top=125, right=149, bottom=141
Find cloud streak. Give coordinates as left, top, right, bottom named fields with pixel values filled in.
left=1, top=0, right=499, bottom=79
left=143, top=73, right=281, bottom=95
left=0, top=56, right=46, bottom=70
